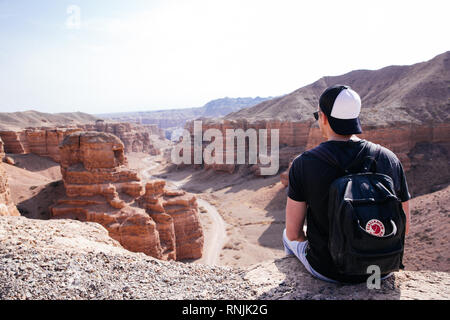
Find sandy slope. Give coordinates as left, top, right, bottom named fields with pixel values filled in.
left=4, top=154, right=63, bottom=219
left=404, top=184, right=450, bottom=272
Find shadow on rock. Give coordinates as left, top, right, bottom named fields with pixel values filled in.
left=17, top=180, right=65, bottom=220
left=256, top=186, right=286, bottom=249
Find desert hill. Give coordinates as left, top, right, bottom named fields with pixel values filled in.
left=0, top=110, right=99, bottom=131
left=226, top=51, right=450, bottom=125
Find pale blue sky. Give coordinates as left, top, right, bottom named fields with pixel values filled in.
left=0, top=0, right=449, bottom=114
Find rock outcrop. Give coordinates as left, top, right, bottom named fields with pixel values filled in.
left=0, top=137, right=20, bottom=217
left=86, top=120, right=162, bottom=155
left=50, top=132, right=203, bottom=261
left=245, top=256, right=449, bottom=300
left=1, top=215, right=448, bottom=300
left=0, top=128, right=83, bottom=162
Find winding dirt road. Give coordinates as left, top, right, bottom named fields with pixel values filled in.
left=195, top=198, right=227, bottom=265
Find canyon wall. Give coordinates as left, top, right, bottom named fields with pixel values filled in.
left=83, top=121, right=163, bottom=155
left=0, top=121, right=164, bottom=162
left=285, top=122, right=450, bottom=196
left=50, top=132, right=203, bottom=261
left=0, top=137, right=20, bottom=216
left=181, top=119, right=450, bottom=196
left=180, top=119, right=309, bottom=174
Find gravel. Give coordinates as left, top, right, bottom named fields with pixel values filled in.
left=0, top=216, right=258, bottom=300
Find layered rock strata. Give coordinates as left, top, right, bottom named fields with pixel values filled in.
left=0, top=122, right=163, bottom=162
left=0, top=137, right=20, bottom=216
left=50, top=132, right=203, bottom=261
left=85, top=120, right=162, bottom=155
left=183, top=119, right=448, bottom=169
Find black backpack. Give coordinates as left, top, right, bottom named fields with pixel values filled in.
left=309, top=141, right=406, bottom=276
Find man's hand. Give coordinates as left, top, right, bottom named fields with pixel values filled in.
left=286, top=197, right=307, bottom=242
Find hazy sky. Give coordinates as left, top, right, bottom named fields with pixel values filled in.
left=0, top=0, right=449, bottom=114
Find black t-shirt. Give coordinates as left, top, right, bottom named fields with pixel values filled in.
left=287, top=139, right=411, bottom=283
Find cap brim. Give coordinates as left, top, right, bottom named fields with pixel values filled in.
left=327, top=116, right=362, bottom=135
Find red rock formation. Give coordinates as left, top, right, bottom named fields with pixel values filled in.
left=0, top=137, right=4, bottom=161
left=82, top=121, right=161, bottom=155
left=0, top=128, right=82, bottom=162
left=141, top=181, right=204, bottom=260
left=0, top=130, right=30, bottom=154
left=50, top=132, right=203, bottom=261
left=279, top=122, right=450, bottom=189
left=0, top=137, right=20, bottom=216
left=0, top=122, right=164, bottom=162
left=181, top=118, right=450, bottom=196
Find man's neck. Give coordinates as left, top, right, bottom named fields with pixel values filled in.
left=327, top=134, right=360, bottom=142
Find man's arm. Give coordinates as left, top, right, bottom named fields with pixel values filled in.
left=402, top=201, right=410, bottom=236
left=286, top=197, right=307, bottom=242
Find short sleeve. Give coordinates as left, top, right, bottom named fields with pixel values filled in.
left=287, top=156, right=306, bottom=202
left=396, top=161, right=411, bottom=202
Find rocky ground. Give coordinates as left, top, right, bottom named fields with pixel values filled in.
left=0, top=216, right=254, bottom=300
left=1, top=216, right=448, bottom=300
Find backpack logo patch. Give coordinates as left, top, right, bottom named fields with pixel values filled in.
left=365, top=219, right=385, bottom=237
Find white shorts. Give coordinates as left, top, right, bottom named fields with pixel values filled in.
left=282, top=229, right=339, bottom=283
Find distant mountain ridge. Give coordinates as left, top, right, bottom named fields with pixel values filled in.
left=225, top=51, right=450, bottom=126
left=0, top=110, right=99, bottom=131
left=98, top=96, right=273, bottom=129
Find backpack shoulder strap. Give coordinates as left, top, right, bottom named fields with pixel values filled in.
left=346, top=141, right=382, bottom=173
left=308, top=140, right=381, bottom=174
left=308, top=143, right=347, bottom=174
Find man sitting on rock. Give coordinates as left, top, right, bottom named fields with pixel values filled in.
left=283, top=85, right=411, bottom=284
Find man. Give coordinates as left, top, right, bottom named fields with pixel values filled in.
left=283, top=85, right=411, bottom=284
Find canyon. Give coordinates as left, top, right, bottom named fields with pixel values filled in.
left=50, top=131, right=203, bottom=261
left=0, top=51, right=448, bottom=300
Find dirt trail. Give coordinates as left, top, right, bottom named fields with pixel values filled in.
left=193, top=198, right=226, bottom=265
